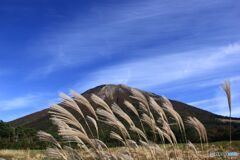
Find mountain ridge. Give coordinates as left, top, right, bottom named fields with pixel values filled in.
left=10, top=84, right=240, bottom=141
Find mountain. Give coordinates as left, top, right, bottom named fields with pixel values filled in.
left=10, top=84, right=240, bottom=142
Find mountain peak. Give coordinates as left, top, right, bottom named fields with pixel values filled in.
left=82, top=84, right=134, bottom=104
left=83, top=84, right=156, bottom=100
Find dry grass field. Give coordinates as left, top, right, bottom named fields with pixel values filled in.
left=0, top=141, right=239, bottom=160
left=0, top=150, right=46, bottom=160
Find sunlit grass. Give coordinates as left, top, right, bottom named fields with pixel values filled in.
left=0, top=149, right=46, bottom=160
left=0, top=141, right=239, bottom=160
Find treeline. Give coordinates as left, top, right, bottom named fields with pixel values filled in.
left=0, top=119, right=239, bottom=149
left=0, top=120, right=46, bottom=149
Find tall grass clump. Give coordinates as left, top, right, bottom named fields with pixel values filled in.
left=38, top=87, right=211, bottom=160
left=222, top=80, right=232, bottom=147
left=186, top=117, right=208, bottom=151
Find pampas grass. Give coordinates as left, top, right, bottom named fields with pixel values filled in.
left=222, top=80, right=232, bottom=147
left=38, top=87, right=219, bottom=160
left=161, top=96, right=186, bottom=140
left=71, top=90, right=98, bottom=119
left=91, top=94, right=113, bottom=114
left=186, top=116, right=208, bottom=151
left=112, top=103, right=135, bottom=127
left=124, top=100, right=139, bottom=117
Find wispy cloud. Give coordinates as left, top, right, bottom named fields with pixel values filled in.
left=27, top=0, right=240, bottom=78
left=0, top=93, right=60, bottom=111
left=0, top=95, right=37, bottom=111
left=0, top=92, right=62, bottom=121
left=75, top=43, right=240, bottom=91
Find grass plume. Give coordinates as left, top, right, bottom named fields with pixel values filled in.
left=222, top=80, right=232, bottom=147
left=36, top=86, right=225, bottom=160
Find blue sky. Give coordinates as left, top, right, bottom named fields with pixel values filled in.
left=0, top=0, right=240, bottom=121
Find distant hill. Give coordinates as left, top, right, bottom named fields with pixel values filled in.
left=10, top=84, right=240, bottom=142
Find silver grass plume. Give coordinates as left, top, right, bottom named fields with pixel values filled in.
left=186, top=116, right=208, bottom=151
left=60, top=92, right=94, bottom=137
left=222, top=80, right=232, bottom=146
left=71, top=90, right=97, bottom=119
left=124, top=100, right=139, bottom=117
left=161, top=96, right=186, bottom=140
left=112, top=103, right=135, bottom=127
left=91, top=94, right=113, bottom=114
left=49, top=104, right=87, bottom=135
left=149, top=97, right=168, bottom=122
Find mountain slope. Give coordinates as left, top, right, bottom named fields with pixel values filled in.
left=10, top=84, right=240, bottom=141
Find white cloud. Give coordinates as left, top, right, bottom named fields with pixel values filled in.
left=196, top=76, right=240, bottom=88
left=0, top=95, right=37, bottom=111
left=76, top=43, right=240, bottom=91
left=27, top=0, right=233, bottom=78
left=0, top=92, right=61, bottom=111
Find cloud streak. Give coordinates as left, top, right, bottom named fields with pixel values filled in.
left=0, top=92, right=61, bottom=111
left=76, top=43, right=240, bottom=90
left=27, top=0, right=240, bottom=78
left=0, top=95, right=37, bottom=111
